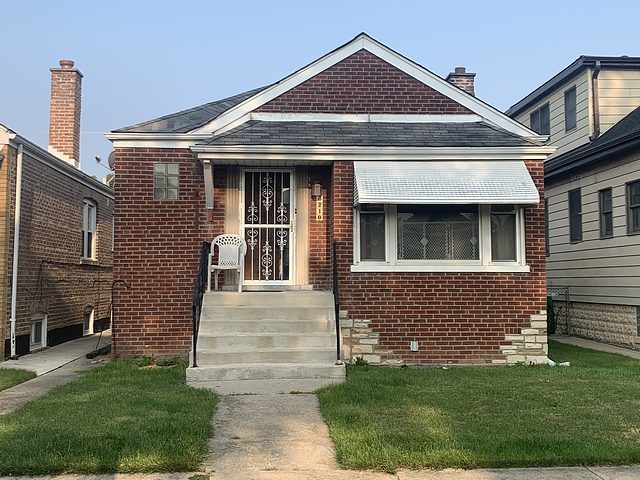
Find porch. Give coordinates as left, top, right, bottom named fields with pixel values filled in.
left=187, top=291, right=345, bottom=394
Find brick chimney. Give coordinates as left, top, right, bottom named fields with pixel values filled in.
left=49, top=59, right=83, bottom=168
left=446, top=66, right=476, bottom=96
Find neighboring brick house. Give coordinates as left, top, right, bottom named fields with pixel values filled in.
left=107, top=33, right=554, bottom=369
left=507, top=57, right=640, bottom=348
left=0, top=60, right=113, bottom=359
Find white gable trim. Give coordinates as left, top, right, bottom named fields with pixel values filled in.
left=192, top=145, right=556, bottom=162
left=191, top=34, right=542, bottom=140
left=249, top=112, right=484, bottom=123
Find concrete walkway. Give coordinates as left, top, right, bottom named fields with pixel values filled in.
left=0, top=331, right=110, bottom=415
left=2, top=465, right=640, bottom=479
left=0, top=330, right=111, bottom=375
left=551, top=334, right=640, bottom=360
left=206, top=393, right=338, bottom=473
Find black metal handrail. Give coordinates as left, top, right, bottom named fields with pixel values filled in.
left=192, top=241, right=211, bottom=368
left=332, top=240, right=341, bottom=362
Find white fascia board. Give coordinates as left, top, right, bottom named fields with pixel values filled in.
left=190, top=34, right=544, bottom=141
left=0, top=126, right=17, bottom=145
left=248, top=112, right=484, bottom=123
left=192, top=145, right=557, bottom=161
left=106, top=132, right=210, bottom=149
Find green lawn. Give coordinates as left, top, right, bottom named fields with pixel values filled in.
left=317, top=340, right=640, bottom=472
left=0, top=368, right=36, bottom=392
left=0, top=361, right=216, bottom=475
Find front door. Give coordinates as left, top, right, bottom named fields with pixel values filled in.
left=241, top=170, right=294, bottom=284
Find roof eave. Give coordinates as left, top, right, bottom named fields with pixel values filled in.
left=507, top=56, right=640, bottom=117
left=545, top=132, right=640, bottom=181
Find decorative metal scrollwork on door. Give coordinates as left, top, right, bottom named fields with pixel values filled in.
left=243, top=171, right=292, bottom=281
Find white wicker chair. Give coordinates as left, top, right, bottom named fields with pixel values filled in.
left=207, top=234, right=247, bottom=293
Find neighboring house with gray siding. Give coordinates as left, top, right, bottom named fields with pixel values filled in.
left=508, top=56, right=640, bottom=349
left=506, top=56, right=640, bottom=159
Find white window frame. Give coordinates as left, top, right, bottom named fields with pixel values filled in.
left=30, top=314, right=47, bottom=351
left=352, top=204, right=529, bottom=273
left=82, top=199, right=97, bottom=260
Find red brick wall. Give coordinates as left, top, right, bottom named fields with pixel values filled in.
left=49, top=64, right=82, bottom=164
left=331, top=160, right=546, bottom=365
left=2, top=144, right=113, bottom=358
left=307, top=166, right=332, bottom=289
left=113, top=148, right=225, bottom=359
left=258, top=50, right=471, bottom=114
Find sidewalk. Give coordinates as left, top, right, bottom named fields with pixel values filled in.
left=0, top=331, right=110, bottom=415
left=0, top=330, right=110, bottom=375
left=551, top=334, right=640, bottom=360
left=2, top=464, right=640, bottom=479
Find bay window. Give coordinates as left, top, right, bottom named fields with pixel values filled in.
left=353, top=204, right=527, bottom=272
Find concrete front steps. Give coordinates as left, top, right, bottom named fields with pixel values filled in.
left=187, top=291, right=345, bottom=394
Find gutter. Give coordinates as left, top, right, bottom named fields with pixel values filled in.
left=9, top=143, right=23, bottom=358
left=545, top=132, right=640, bottom=181
left=589, top=61, right=602, bottom=141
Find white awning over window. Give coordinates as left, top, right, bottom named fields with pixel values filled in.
left=353, top=161, right=539, bottom=205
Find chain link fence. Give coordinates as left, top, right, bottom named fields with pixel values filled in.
left=547, top=287, right=571, bottom=334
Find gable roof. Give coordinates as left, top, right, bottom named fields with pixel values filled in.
left=113, top=86, right=269, bottom=133
left=199, top=120, right=541, bottom=147
left=109, top=33, right=544, bottom=142
left=546, top=106, right=640, bottom=180
left=506, top=56, right=640, bottom=117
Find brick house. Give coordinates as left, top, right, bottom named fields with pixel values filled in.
left=0, top=60, right=113, bottom=359
left=107, top=33, right=554, bottom=388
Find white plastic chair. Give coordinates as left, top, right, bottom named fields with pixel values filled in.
left=207, top=234, right=247, bottom=293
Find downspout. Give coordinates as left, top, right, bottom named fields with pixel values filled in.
left=589, top=60, right=602, bottom=141
left=9, top=143, right=24, bottom=358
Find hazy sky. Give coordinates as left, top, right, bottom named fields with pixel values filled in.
left=2, top=0, right=639, bottom=179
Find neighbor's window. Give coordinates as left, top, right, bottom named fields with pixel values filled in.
left=530, top=103, right=550, bottom=135
left=564, top=86, right=577, bottom=132
left=491, top=205, right=517, bottom=262
left=568, top=188, right=582, bottom=243
left=30, top=316, right=46, bottom=351
left=397, top=205, right=479, bottom=261
left=82, top=200, right=97, bottom=259
left=627, top=180, right=640, bottom=234
left=83, top=306, right=95, bottom=336
left=359, top=204, right=386, bottom=261
left=154, top=163, right=179, bottom=200
left=599, top=188, right=613, bottom=238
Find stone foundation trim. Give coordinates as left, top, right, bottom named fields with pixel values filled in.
left=498, top=310, right=548, bottom=365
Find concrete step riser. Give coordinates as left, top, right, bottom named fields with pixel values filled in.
left=187, top=364, right=345, bottom=381
left=202, top=292, right=335, bottom=307
left=197, top=349, right=337, bottom=365
left=188, top=378, right=344, bottom=394
left=198, top=321, right=333, bottom=334
left=200, top=306, right=333, bottom=322
left=197, top=335, right=335, bottom=350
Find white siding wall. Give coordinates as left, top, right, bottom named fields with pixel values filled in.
left=598, top=69, right=640, bottom=133
left=515, top=70, right=592, bottom=159
left=546, top=150, right=640, bottom=306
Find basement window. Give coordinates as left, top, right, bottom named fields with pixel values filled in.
left=30, top=315, right=47, bottom=351
left=154, top=163, right=179, bottom=200
left=83, top=306, right=94, bottom=335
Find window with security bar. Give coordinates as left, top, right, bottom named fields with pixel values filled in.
left=354, top=203, right=526, bottom=270
left=397, top=205, right=479, bottom=261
